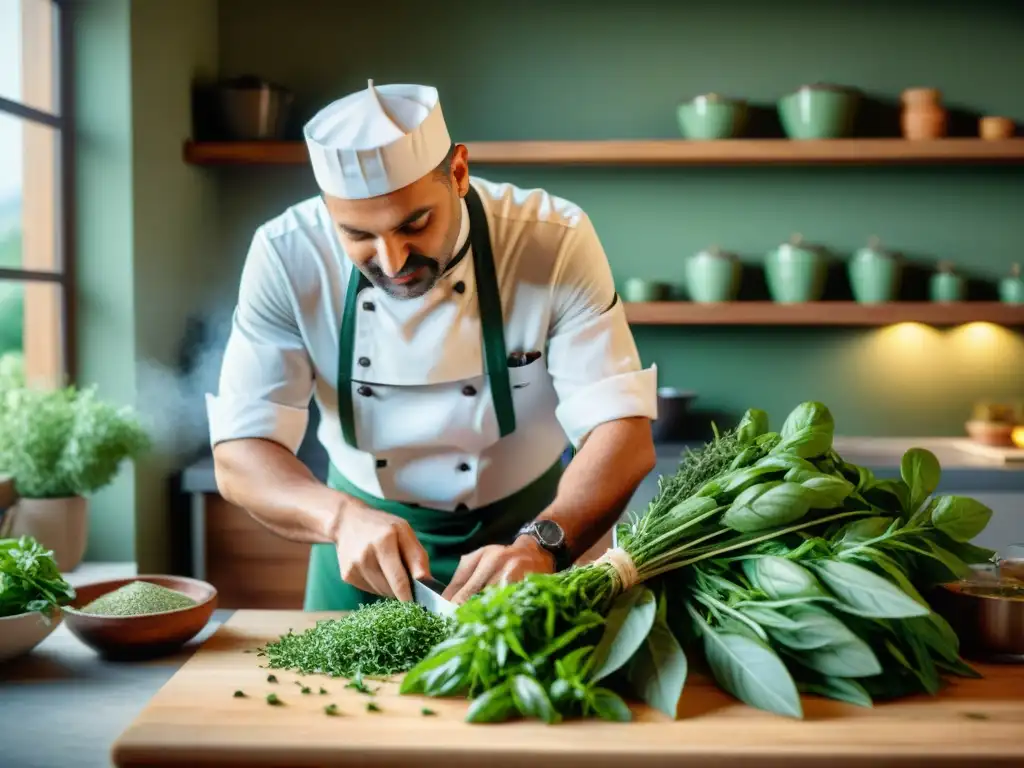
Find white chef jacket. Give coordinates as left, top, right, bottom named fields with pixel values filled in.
left=207, top=176, right=658, bottom=512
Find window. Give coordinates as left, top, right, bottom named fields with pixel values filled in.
left=0, top=0, right=73, bottom=387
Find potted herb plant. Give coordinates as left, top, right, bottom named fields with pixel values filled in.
left=0, top=356, right=150, bottom=571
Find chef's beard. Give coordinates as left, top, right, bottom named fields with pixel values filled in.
left=364, top=252, right=442, bottom=299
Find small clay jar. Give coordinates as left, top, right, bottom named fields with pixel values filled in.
left=900, top=87, right=947, bottom=140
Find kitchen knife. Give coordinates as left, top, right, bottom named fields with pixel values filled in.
left=412, top=574, right=456, bottom=617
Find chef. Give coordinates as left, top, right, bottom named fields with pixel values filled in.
left=207, top=80, right=658, bottom=611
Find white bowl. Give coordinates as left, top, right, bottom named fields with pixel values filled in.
left=0, top=609, right=63, bottom=664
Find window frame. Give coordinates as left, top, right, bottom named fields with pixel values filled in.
left=0, top=0, right=76, bottom=383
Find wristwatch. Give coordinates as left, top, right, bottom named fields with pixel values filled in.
left=516, top=519, right=571, bottom=571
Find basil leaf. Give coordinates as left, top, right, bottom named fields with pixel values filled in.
left=755, top=454, right=819, bottom=474
left=833, top=517, right=894, bottom=550
left=744, top=556, right=825, bottom=600
left=510, top=674, right=560, bottom=724
left=936, top=534, right=998, bottom=565
left=811, top=559, right=930, bottom=619
left=773, top=401, right=834, bottom=459
left=736, top=408, right=770, bottom=444
left=865, top=479, right=912, bottom=515
left=900, top=447, right=941, bottom=511
left=625, top=591, right=687, bottom=719
left=465, top=682, right=516, bottom=723
left=702, top=626, right=803, bottom=719
left=923, top=540, right=973, bottom=581
left=930, top=496, right=993, bottom=543
left=588, top=687, right=633, bottom=722
left=589, top=585, right=657, bottom=682
left=724, top=482, right=813, bottom=533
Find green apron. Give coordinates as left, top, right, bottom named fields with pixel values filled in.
left=304, top=184, right=563, bottom=611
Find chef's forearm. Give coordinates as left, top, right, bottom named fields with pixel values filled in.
left=212, top=438, right=344, bottom=545
left=535, top=417, right=656, bottom=562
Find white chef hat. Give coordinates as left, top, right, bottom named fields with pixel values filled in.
left=303, top=79, right=452, bottom=200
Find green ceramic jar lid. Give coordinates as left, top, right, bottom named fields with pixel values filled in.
left=854, top=236, right=895, bottom=260
left=695, top=245, right=739, bottom=261
left=684, top=92, right=746, bottom=107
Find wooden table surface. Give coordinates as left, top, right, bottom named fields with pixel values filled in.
left=112, top=610, right=1024, bottom=767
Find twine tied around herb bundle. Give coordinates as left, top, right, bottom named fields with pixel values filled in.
left=595, top=547, right=639, bottom=592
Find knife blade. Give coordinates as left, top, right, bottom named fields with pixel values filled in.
left=412, top=574, right=456, bottom=617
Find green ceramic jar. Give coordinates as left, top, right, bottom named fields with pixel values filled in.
left=685, top=247, right=741, bottom=302
left=777, top=83, right=860, bottom=140
left=999, top=264, right=1024, bottom=305
left=765, top=234, right=828, bottom=303
left=677, top=94, right=748, bottom=140
left=929, top=262, right=965, bottom=303
left=848, top=237, right=901, bottom=304
left=622, top=277, right=669, bottom=303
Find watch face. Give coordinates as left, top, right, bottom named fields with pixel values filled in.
left=534, top=519, right=564, bottom=548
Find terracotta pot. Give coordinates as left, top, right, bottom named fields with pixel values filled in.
left=902, top=105, right=947, bottom=140
left=900, top=88, right=942, bottom=109
left=7, top=496, right=89, bottom=571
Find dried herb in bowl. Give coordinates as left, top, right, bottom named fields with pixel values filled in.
left=78, top=581, right=197, bottom=616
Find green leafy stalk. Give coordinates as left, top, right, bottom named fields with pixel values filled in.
left=0, top=535, right=76, bottom=619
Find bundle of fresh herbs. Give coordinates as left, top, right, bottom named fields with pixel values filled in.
left=0, top=535, right=76, bottom=619
left=401, top=401, right=996, bottom=724
left=258, top=599, right=455, bottom=678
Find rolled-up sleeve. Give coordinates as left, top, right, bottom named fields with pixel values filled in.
left=546, top=214, right=658, bottom=448
left=205, top=230, right=314, bottom=454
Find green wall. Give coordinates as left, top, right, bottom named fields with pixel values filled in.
left=74, top=0, right=218, bottom=566
left=212, top=0, right=1024, bottom=436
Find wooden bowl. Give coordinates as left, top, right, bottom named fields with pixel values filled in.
left=965, top=420, right=1016, bottom=447
left=62, top=575, right=217, bottom=660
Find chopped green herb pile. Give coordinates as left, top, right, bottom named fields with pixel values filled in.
left=319, top=687, right=328, bottom=695
left=266, top=693, right=282, bottom=705
left=78, top=580, right=196, bottom=616
left=233, top=690, right=245, bottom=698
left=366, top=702, right=381, bottom=713
left=403, top=401, right=998, bottom=725
left=324, top=703, right=340, bottom=716
left=0, top=535, right=75, bottom=619
left=421, top=707, right=436, bottom=716
left=259, top=599, right=454, bottom=677
left=267, top=674, right=278, bottom=683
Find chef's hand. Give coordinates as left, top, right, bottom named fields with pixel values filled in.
left=333, top=499, right=431, bottom=602
left=442, top=536, right=555, bottom=604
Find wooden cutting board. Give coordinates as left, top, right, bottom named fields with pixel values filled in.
left=112, top=610, right=1024, bottom=768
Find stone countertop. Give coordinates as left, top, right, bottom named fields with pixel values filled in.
left=180, top=437, right=1024, bottom=495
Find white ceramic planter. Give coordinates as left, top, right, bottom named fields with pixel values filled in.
left=7, top=496, right=89, bottom=571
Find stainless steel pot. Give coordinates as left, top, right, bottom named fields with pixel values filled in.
left=215, top=76, right=293, bottom=141
left=931, top=561, right=1024, bottom=664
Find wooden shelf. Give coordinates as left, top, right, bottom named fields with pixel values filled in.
left=623, top=301, right=1024, bottom=326
left=183, top=138, right=1024, bottom=167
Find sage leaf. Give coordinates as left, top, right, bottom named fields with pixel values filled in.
left=723, top=482, right=813, bottom=533
left=930, top=496, right=993, bottom=543
left=702, top=627, right=803, bottom=719
left=588, top=687, right=633, bottom=722
left=798, top=675, right=873, bottom=708
left=744, top=556, right=825, bottom=600
left=812, top=559, right=930, bottom=619
left=738, top=605, right=803, bottom=631
left=769, top=604, right=860, bottom=652
left=465, top=682, right=516, bottom=723
left=589, top=585, right=656, bottom=682
left=736, top=408, right=769, bottom=444
left=794, top=633, right=882, bottom=678
left=900, top=448, right=941, bottom=510
left=773, top=401, right=834, bottom=459
left=625, top=592, right=688, bottom=719
left=510, top=674, right=560, bottom=724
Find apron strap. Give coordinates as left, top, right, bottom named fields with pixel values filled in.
left=336, top=182, right=515, bottom=450
left=465, top=184, right=516, bottom=438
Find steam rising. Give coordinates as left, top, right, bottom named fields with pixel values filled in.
left=133, top=308, right=233, bottom=461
